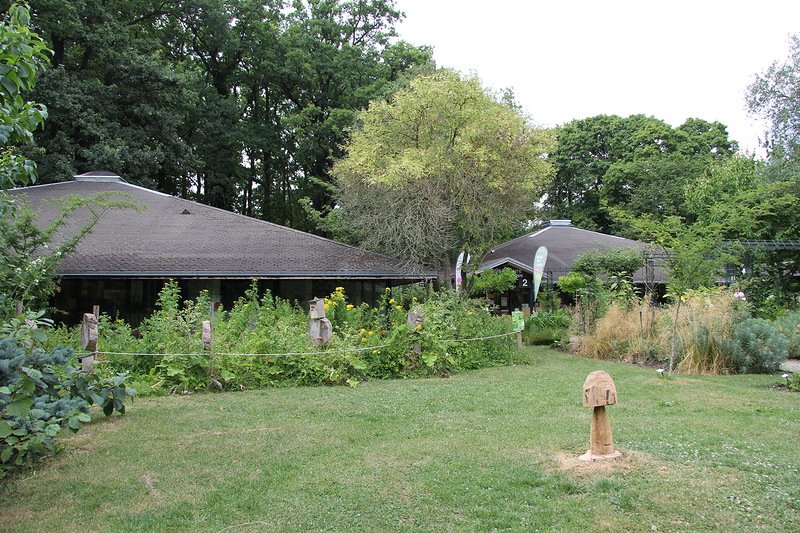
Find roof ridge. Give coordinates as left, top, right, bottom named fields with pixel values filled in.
left=565, top=225, right=636, bottom=242
left=490, top=226, right=550, bottom=253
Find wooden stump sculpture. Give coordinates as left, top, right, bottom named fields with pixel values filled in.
left=80, top=313, right=99, bottom=372
left=407, top=309, right=424, bottom=355
left=308, top=298, right=332, bottom=346
left=579, top=370, right=622, bottom=461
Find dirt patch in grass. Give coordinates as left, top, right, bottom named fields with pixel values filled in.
left=553, top=450, right=656, bottom=477
left=140, top=473, right=164, bottom=503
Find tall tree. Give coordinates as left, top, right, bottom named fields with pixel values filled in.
left=747, top=34, right=800, bottom=160
left=19, top=0, right=431, bottom=227
left=16, top=0, right=203, bottom=192
left=545, top=114, right=736, bottom=234
left=743, top=34, right=800, bottom=311
left=331, top=71, right=554, bottom=275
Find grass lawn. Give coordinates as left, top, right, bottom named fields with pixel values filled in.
left=1, top=347, right=798, bottom=532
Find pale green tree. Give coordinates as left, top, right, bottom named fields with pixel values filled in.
left=332, top=71, right=554, bottom=276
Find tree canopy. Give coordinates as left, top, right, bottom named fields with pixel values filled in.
left=11, top=0, right=432, bottom=231
left=747, top=34, right=800, bottom=160
left=331, top=71, right=554, bottom=273
left=544, top=114, right=736, bottom=234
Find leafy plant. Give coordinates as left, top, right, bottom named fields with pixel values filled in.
left=0, top=310, right=136, bottom=478
left=55, top=282, right=518, bottom=390
left=0, top=339, right=88, bottom=477
left=69, top=371, right=137, bottom=416
left=782, top=372, right=800, bottom=392
left=728, top=318, right=788, bottom=374
left=523, top=310, right=571, bottom=346
left=468, top=267, right=518, bottom=296
left=772, top=310, right=800, bottom=359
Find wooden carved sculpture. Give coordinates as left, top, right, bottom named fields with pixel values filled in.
left=308, top=298, right=332, bottom=346
left=579, top=370, right=622, bottom=461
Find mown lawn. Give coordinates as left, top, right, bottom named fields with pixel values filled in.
left=1, top=348, right=798, bottom=532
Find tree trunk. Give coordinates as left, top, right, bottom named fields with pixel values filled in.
left=669, top=297, right=682, bottom=375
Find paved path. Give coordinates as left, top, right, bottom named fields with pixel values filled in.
left=781, top=359, right=800, bottom=373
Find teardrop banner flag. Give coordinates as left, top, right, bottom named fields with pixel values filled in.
left=533, top=246, right=548, bottom=303
left=455, top=251, right=469, bottom=293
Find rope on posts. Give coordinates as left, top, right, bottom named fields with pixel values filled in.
left=74, top=330, right=520, bottom=359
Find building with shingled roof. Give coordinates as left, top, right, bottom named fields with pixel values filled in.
left=479, top=220, right=666, bottom=312
left=10, top=172, right=436, bottom=323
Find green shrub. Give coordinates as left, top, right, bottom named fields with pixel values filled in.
left=728, top=318, right=788, bottom=374
left=0, top=314, right=135, bottom=478
left=53, top=282, right=518, bottom=391
left=523, top=310, right=570, bottom=346
left=773, top=311, right=800, bottom=359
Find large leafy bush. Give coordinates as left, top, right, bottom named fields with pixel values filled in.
left=1, top=315, right=136, bottom=478
left=53, top=282, right=517, bottom=392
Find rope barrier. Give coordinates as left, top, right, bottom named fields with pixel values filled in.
left=443, top=331, right=519, bottom=343
left=74, top=330, right=518, bottom=359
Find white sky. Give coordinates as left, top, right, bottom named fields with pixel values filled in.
left=394, top=0, right=800, bottom=157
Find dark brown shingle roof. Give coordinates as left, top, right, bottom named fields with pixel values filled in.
left=481, top=221, right=665, bottom=283
left=10, top=176, right=435, bottom=279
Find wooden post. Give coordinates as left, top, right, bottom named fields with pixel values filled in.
left=579, top=370, right=622, bottom=461
left=308, top=298, right=332, bottom=346
left=202, top=320, right=212, bottom=351
left=15, top=301, right=23, bottom=316
left=512, top=309, right=524, bottom=356
left=92, top=305, right=100, bottom=318
left=407, top=309, right=424, bottom=355
left=80, top=313, right=99, bottom=373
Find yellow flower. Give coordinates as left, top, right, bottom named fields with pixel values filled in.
left=335, top=286, right=344, bottom=291
left=389, top=298, right=395, bottom=304
left=415, top=324, right=423, bottom=331
left=412, top=297, right=417, bottom=302
left=324, top=303, right=330, bottom=312
left=359, top=328, right=367, bottom=334
left=361, top=337, right=367, bottom=343
left=346, top=304, right=354, bottom=310
left=395, top=305, right=403, bottom=310
left=368, top=331, right=374, bottom=336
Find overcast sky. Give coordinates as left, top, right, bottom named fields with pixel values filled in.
left=394, top=0, right=800, bottom=156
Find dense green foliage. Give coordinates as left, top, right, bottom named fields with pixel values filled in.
left=47, top=281, right=518, bottom=393
left=330, top=71, right=554, bottom=272
left=522, top=309, right=571, bottom=346
left=0, top=312, right=136, bottom=478
left=773, top=310, right=800, bottom=359
left=571, top=249, right=645, bottom=279
left=728, top=318, right=789, bottom=374
left=468, top=267, right=518, bottom=297
left=12, top=0, right=432, bottom=232
left=0, top=1, right=49, bottom=191
left=544, top=114, right=736, bottom=233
